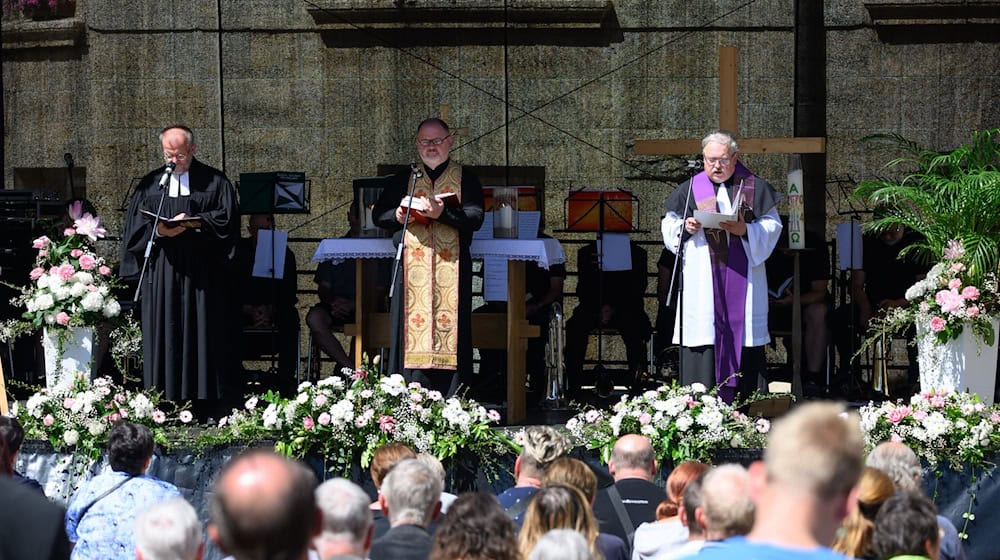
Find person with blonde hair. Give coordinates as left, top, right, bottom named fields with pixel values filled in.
left=496, top=426, right=571, bottom=525
left=632, top=460, right=710, bottom=559
left=541, top=458, right=628, bottom=560
left=832, top=467, right=895, bottom=560
left=696, top=402, right=864, bottom=559
left=518, top=484, right=604, bottom=560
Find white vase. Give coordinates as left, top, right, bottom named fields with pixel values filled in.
left=917, top=318, right=999, bottom=405
left=42, top=326, right=94, bottom=390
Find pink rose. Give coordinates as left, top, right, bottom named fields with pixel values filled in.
left=948, top=278, right=962, bottom=290
left=58, top=264, right=75, bottom=280
left=55, top=312, right=70, bottom=326
left=951, top=262, right=966, bottom=273
left=887, top=406, right=911, bottom=424
left=29, top=267, right=45, bottom=280
left=991, top=412, right=1000, bottom=423
left=63, top=397, right=76, bottom=409
left=930, top=395, right=946, bottom=408
left=43, top=414, right=55, bottom=426
left=961, top=286, right=980, bottom=301
left=313, top=394, right=328, bottom=408
left=70, top=249, right=83, bottom=258
left=929, top=317, right=946, bottom=332
left=377, top=414, right=396, bottom=434
left=303, top=416, right=315, bottom=430
left=98, top=265, right=112, bottom=276
left=64, top=228, right=76, bottom=236
left=107, top=412, right=121, bottom=423
left=968, top=306, right=980, bottom=318
left=639, top=412, right=652, bottom=425
left=935, top=290, right=965, bottom=314
left=32, top=236, right=51, bottom=249
left=119, top=409, right=129, bottom=418
left=912, top=410, right=928, bottom=421
left=78, top=254, right=96, bottom=270
left=38, top=250, right=48, bottom=257
left=87, top=285, right=98, bottom=292
left=317, top=412, right=331, bottom=426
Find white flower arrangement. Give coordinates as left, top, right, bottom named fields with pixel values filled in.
left=565, top=382, right=770, bottom=465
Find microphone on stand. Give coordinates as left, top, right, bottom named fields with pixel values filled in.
left=158, top=162, right=177, bottom=189
left=410, top=160, right=423, bottom=178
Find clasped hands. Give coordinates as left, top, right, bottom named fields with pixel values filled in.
left=395, top=195, right=446, bottom=224
left=683, top=211, right=746, bottom=236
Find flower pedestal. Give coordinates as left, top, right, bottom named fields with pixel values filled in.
left=42, top=327, right=94, bottom=389
left=917, top=318, right=999, bottom=405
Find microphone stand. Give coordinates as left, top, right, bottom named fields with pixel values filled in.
left=134, top=165, right=174, bottom=302
left=389, top=163, right=423, bottom=300
left=666, top=160, right=699, bottom=380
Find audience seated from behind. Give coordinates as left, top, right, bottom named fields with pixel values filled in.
left=657, top=471, right=708, bottom=560
left=631, top=460, right=709, bottom=560
left=528, top=529, right=595, bottom=560
left=872, top=492, right=941, bottom=560
left=592, top=434, right=663, bottom=547
left=0, top=437, right=70, bottom=560
left=695, top=402, right=864, bottom=559
left=134, top=497, right=204, bottom=560
left=541, top=457, right=628, bottom=560
left=564, top=237, right=651, bottom=397
left=65, top=422, right=182, bottom=560
left=208, top=449, right=320, bottom=560
left=866, top=441, right=965, bottom=560
left=314, top=478, right=374, bottom=560
left=831, top=466, right=896, bottom=560
left=369, top=458, right=443, bottom=560
left=495, top=426, right=572, bottom=526
left=306, top=202, right=362, bottom=374
left=428, top=492, right=519, bottom=560
left=417, top=452, right=458, bottom=514
left=0, top=415, right=45, bottom=495
left=234, top=213, right=300, bottom=396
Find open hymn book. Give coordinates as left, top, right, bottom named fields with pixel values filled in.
left=140, top=209, right=202, bottom=228
left=399, top=192, right=460, bottom=211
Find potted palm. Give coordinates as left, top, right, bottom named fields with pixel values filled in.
left=853, top=129, right=1000, bottom=402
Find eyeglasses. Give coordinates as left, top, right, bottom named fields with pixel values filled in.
left=163, top=152, right=188, bottom=162
left=704, top=156, right=732, bottom=166
left=417, top=135, right=451, bottom=147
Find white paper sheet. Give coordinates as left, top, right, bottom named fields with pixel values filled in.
left=597, top=233, right=632, bottom=271
left=693, top=209, right=738, bottom=230
left=252, top=229, right=288, bottom=279
left=517, top=211, right=541, bottom=239
left=483, top=255, right=508, bottom=301
left=837, top=222, right=863, bottom=270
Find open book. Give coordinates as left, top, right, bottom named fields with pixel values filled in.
left=140, top=209, right=202, bottom=228
left=769, top=276, right=794, bottom=299
left=399, top=192, right=461, bottom=211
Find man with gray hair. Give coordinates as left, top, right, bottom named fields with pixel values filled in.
left=661, top=130, right=782, bottom=400
left=866, top=441, right=965, bottom=560
left=314, top=478, right=373, bottom=560
left=369, top=458, right=443, bottom=560
left=696, top=402, right=864, bottom=559
left=496, top=425, right=571, bottom=526
left=698, top=464, right=755, bottom=542
left=593, top=434, right=663, bottom=546
left=135, top=498, right=203, bottom=560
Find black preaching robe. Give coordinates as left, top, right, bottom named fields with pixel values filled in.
left=372, top=160, right=484, bottom=395
left=120, top=158, right=240, bottom=401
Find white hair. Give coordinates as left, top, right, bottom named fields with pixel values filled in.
left=701, top=464, right=755, bottom=538
left=866, top=442, right=923, bottom=492
left=528, top=529, right=594, bottom=560
left=134, top=498, right=202, bottom=560
left=701, top=130, right=739, bottom=153
left=381, top=459, right=442, bottom=526
left=314, top=478, right=373, bottom=550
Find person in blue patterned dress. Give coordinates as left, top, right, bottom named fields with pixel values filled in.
left=65, top=422, right=181, bottom=559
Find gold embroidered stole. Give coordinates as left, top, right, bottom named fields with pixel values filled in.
left=403, top=162, right=462, bottom=369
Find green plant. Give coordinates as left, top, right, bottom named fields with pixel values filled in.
left=852, top=128, right=1000, bottom=284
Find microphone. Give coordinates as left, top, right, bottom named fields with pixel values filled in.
left=158, top=162, right=176, bottom=189
left=410, top=160, right=423, bottom=178
left=686, top=159, right=703, bottom=171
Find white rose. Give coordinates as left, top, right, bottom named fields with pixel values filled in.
left=98, top=285, right=110, bottom=296
left=72, top=271, right=94, bottom=285
left=52, top=285, right=72, bottom=301
left=87, top=422, right=105, bottom=436
left=37, top=275, right=51, bottom=289
left=34, top=293, right=55, bottom=310
left=70, top=282, right=88, bottom=297
left=81, top=291, right=104, bottom=311
left=63, top=429, right=80, bottom=446
left=102, top=299, right=121, bottom=318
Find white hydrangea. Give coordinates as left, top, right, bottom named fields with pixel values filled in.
left=87, top=421, right=105, bottom=436
left=33, top=293, right=55, bottom=311
left=52, top=284, right=72, bottom=301
left=697, top=407, right=724, bottom=429
left=72, top=271, right=94, bottom=285
left=63, top=429, right=80, bottom=446
left=676, top=414, right=694, bottom=432
left=80, top=291, right=104, bottom=311
left=26, top=393, right=50, bottom=418
left=102, top=299, right=121, bottom=318
left=70, top=283, right=88, bottom=297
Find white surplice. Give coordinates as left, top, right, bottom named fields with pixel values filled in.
left=661, top=185, right=782, bottom=347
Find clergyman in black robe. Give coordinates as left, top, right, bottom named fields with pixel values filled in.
left=119, top=125, right=240, bottom=403
left=373, top=118, right=484, bottom=396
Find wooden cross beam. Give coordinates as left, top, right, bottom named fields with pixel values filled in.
left=634, top=46, right=826, bottom=156
left=439, top=104, right=470, bottom=138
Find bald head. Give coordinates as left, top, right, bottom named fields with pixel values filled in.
left=609, top=434, right=657, bottom=481
left=210, top=450, right=319, bottom=560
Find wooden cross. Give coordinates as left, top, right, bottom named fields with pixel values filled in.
left=634, top=46, right=825, bottom=156
left=439, top=104, right=470, bottom=138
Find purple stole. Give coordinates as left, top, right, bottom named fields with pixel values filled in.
left=691, top=163, right=756, bottom=402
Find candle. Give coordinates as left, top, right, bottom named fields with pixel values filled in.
left=495, top=205, right=513, bottom=232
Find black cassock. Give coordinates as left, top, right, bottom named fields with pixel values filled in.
left=120, top=158, right=240, bottom=401
left=372, top=160, right=483, bottom=395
